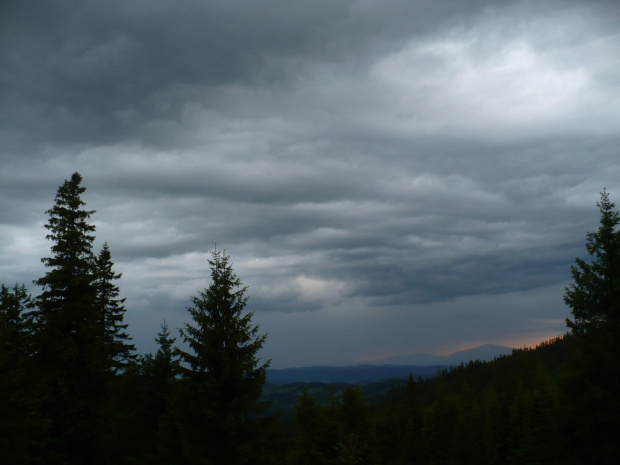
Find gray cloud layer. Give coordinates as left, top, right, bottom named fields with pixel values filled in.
left=1, top=0, right=619, bottom=366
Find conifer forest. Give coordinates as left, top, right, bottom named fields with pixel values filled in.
left=1, top=173, right=619, bottom=464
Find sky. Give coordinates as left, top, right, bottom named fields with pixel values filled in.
left=1, top=0, right=619, bottom=368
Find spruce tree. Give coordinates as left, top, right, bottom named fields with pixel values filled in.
left=0, top=283, right=44, bottom=464
left=563, top=189, right=620, bottom=462
left=150, top=320, right=179, bottom=390
left=0, top=283, right=33, bottom=371
left=114, top=321, right=180, bottom=463
left=176, top=249, right=270, bottom=465
left=565, top=189, right=620, bottom=334
left=33, top=172, right=108, bottom=464
left=141, top=320, right=180, bottom=428
left=147, top=321, right=184, bottom=465
left=94, top=242, right=135, bottom=373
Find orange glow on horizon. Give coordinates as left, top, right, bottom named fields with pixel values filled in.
left=356, top=332, right=566, bottom=363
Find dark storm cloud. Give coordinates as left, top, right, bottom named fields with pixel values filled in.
left=2, top=0, right=620, bottom=365
left=0, top=0, right=513, bottom=152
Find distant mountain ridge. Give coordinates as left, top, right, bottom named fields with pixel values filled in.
left=369, top=343, right=514, bottom=366
left=266, top=344, right=514, bottom=384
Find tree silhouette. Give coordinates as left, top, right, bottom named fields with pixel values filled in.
left=33, top=172, right=108, bottom=464
left=564, top=189, right=620, bottom=462
left=175, top=248, right=270, bottom=464
left=94, top=242, right=135, bottom=373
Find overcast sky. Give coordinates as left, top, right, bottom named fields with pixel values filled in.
left=1, top=0, right=619, bottom=368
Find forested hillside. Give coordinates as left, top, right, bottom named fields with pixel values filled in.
left=280, top=336, right=574, bottom=464
left=1, top=174, right=619, bottom=464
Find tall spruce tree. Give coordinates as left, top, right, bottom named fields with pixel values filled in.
left=94, top=242, right=135, bottom=373
left=176, top=249, right=270, bottom=465
left=563, top=189, right=620, bottom=462
left=33, top=172, right=108, bottom=464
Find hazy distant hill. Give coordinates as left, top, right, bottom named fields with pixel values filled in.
left=371, top=343, right=514, bottom=366
left=266, top=344, right=514, bottom=384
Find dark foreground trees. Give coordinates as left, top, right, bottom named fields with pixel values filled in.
left=563, top=189, right=620, bottom=462
left=173, top=249, right=272, bottom=464
left=32, top=172, right=109, bottom=463
left=1, top=173, right=276, bottom=464
left=4, top=172, right=620, bottom=463
left=0, top=284, right=45, bottom=464
left=565, top=189, right=620, bottom=334
left=94, top=242, right=136, bottom=373
left=30, top=172, right=135, bottom=464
